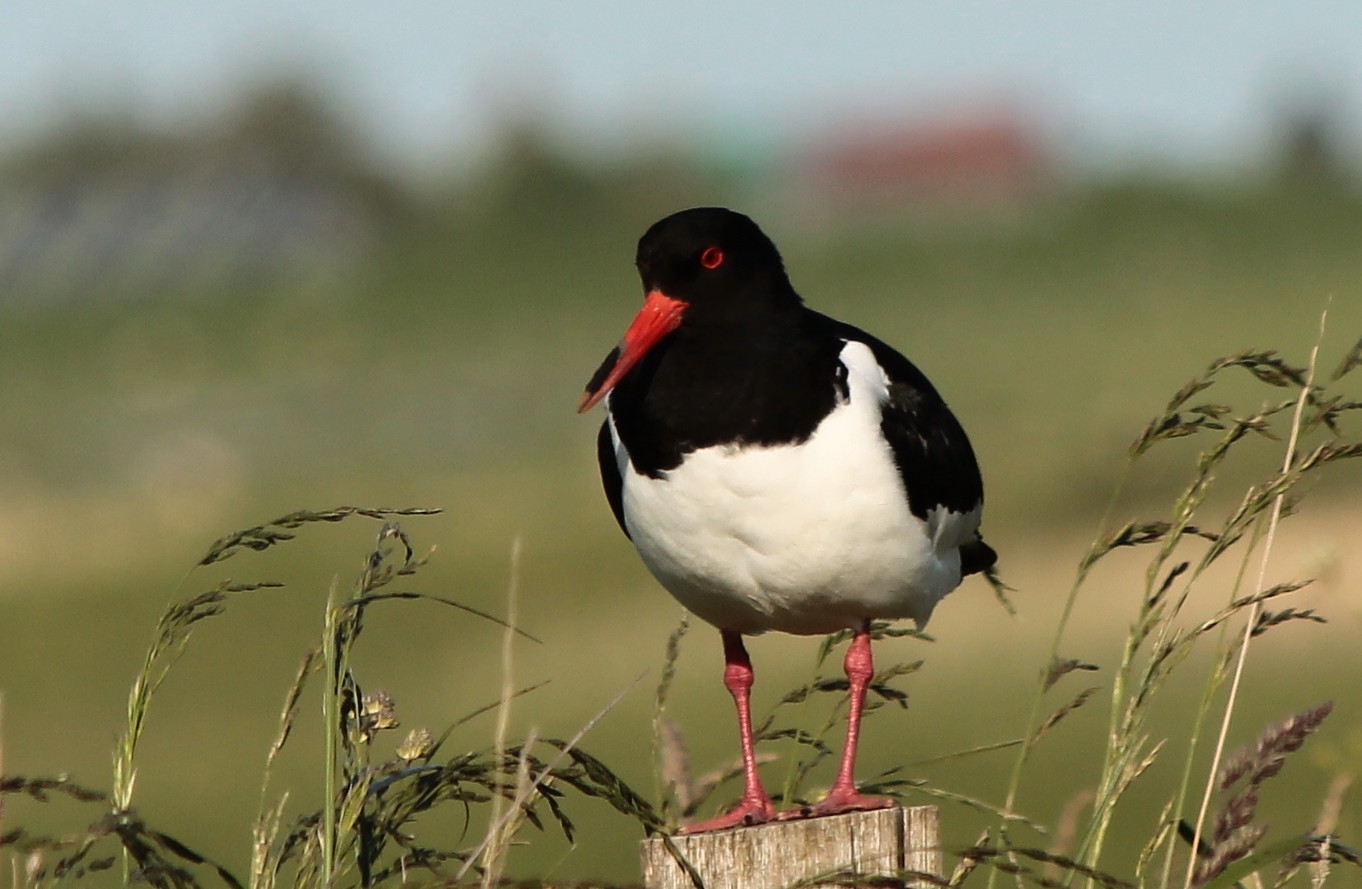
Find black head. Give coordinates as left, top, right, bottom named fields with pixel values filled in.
left=578, top=208, right=799, bottom=413
left=634, top=207, right=797, bottom=311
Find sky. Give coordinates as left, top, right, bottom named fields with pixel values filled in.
left=5, top=1, right=1362, bottom=173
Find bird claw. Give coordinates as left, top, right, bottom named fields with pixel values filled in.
left=780, top=788, right=896, bottom=820
left=677, top=797, right=777, bottom=834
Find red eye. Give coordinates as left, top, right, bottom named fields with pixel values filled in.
left=700, top=246, right=725, bottom=269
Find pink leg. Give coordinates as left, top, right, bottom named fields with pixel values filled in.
left=808, top=623, right=895, bottom=816
left=679, top=630, right=777, bottom=833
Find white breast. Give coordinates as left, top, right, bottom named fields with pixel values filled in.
left=609, top=341, right=978, bottom=636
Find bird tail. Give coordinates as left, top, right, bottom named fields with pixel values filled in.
left=959, top=535, right=997, bottom=577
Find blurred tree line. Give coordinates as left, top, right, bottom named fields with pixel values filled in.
left=0, top=75, right=1358, bottom=308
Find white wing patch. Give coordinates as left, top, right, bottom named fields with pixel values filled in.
left=837, top=340, right=892, bottom=403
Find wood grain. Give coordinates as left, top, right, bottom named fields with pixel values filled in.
left=640, top=806, right=941, bottom=889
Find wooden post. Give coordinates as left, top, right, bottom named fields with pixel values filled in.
left=640, top=806, right=941, bottom=889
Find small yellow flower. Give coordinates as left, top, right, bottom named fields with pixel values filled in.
left=397, top=727, right=434, bottom=762
left=360, top=689, right=399, bottom=731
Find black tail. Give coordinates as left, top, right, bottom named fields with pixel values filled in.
left=960, top=535, right=997, bottom=577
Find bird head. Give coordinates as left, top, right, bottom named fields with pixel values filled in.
left=578, top=207, right=795, bottom=412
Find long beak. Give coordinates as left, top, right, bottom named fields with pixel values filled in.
left=578, top=290, right=686, bottom=413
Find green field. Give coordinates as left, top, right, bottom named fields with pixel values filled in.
left=1, top=171, right=1360, bottom=885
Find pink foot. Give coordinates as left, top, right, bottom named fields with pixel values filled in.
left=805, top=787, right=896, bottom=817
left=779, top=780, right=896, bottom=821
left=678, top=795, right=777, bottom=834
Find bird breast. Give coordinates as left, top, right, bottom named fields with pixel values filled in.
left=611, top=341, right=971, bottom=635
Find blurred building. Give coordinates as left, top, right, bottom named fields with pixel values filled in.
left=782, top=107, right=1055, bottom=230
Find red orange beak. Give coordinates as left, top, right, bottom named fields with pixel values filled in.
left=578, top=291, right=686, bottom=412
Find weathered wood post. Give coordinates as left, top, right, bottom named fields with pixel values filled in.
left=640, top=806, right=941, bottom=889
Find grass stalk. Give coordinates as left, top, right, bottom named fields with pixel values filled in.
left=3, top=507, right=684, bottom=888
left=651, top=613, right=690, bottom=828
left=252, top=647, right=319, bottom=889
left=1181, top=310, right=1328, bottom=889
left=1152, top=520, right=1262, bottom=889
left=993, top=333, right=1361, bottom=886
left=991, top=456, right=1137, bottom=889
left=320, top=582, right=342, bottom=887
left=1069, top=356, right=1310, bottom=875
left=452, top=672, right=648, bottom=883
left=479, top=535, right=523, bottom=889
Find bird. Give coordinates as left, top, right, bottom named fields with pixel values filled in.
left=578, top=207, right=995, bottom=834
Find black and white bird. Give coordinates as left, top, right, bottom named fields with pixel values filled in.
left=579, top=207, right=995, bottom=833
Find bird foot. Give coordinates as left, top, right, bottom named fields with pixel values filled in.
left=678, top=796, right=777, bottom=834
left=781, top=787, right=896, bottom=820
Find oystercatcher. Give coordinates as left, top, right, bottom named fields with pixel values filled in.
left=579, top=207, right=995, bottom=833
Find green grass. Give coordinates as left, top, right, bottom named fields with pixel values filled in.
left=2, top=339, right=1358, bottom=886
left=3, top=508, right=667, bottom=887
left=1, top=179, right=1361, bottom=886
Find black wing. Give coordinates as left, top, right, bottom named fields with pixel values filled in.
left=596, top=420, right=630, bottom=538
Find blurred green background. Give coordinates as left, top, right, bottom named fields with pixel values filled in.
left=1, top=4, right=1361, bottom=884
